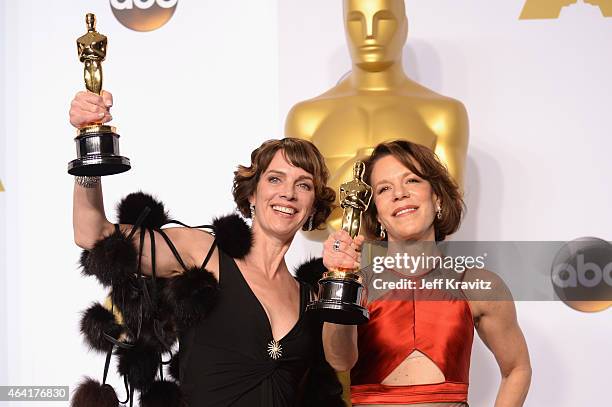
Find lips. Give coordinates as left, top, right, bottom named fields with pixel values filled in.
left=271, top=205, right=297, bottom=216
left=392, top=205, right=418, bottom=217
left=360, top=45, right=382, bottom=51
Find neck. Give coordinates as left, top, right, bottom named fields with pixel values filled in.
left=385, top=227, right=440, bottom=275
left=384, top=239, right=441, bottom=276
left=349, top=61, right=408, bottom=91
left=242, top=224, right=293, bottom=279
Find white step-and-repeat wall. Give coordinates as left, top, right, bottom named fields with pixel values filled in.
left=1, top=0, right=610, bottom=405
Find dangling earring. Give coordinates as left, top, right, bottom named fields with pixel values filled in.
left=379, top=223, right=386, bottom=240
left=307, top=215, right=314, bottom=231
left=250, top=203, right=256, bottom=219
left=436, top=205, right=442, bottom=220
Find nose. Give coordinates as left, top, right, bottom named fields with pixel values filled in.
left=365, top=16, right=375, bottom=39
left=280, top=185, right=296, bottom=201
left=393, top=184, right=411, bottom=201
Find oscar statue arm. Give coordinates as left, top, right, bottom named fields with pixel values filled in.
left=432, top=99, right=469, bottom=192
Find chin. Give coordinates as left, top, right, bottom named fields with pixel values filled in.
left=355, top=59, right=393, bottom=72
left=268, top=224, right=300, bottom=240
left=390, top=225, right=429, bottom=242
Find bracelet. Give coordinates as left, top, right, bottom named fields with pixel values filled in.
left=75, top=175, right=101, bottom=188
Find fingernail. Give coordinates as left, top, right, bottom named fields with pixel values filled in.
left=98, top=112, right=104, bottom=118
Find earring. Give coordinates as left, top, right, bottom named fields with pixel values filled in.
left=307, top=215, right=314, bottom=231
left=436, top=205, right=442, bottom=220
left=250, top=204, right=255, bottom=219
left=379, top=223, right=386, bottom=240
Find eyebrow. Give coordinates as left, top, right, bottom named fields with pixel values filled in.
left=265, top=170, right=314, bottom=182
left=374, top=171, right=415, bottom=187
left=347, top=9, right=394, bottom=18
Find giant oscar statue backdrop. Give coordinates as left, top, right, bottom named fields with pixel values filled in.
left=285, top=0, right=469, bottom=231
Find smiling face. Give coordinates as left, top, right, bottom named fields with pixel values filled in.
left=343, top=0, right=408, bottom=72
left=249, top=150, right=316, bottom=241
left=370, top=154, right=439, bottom=242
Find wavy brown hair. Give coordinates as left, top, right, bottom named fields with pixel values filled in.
left=232, top=138, right=336, bottom=231
left=362, top=140, right=464, bottom=242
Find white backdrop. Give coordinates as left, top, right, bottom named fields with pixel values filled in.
left=1, top=0, right=611, bottom=406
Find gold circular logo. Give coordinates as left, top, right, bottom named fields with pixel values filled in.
left=551, top=237, right=612, bottom=313
left=110, top=0, right=178, bottom=32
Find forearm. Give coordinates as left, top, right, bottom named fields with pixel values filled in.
left=73, top=177, right=112, bottom=248
left=494, top=365, right=532, bottom=407
left=322, top=322, right=358, bottom=372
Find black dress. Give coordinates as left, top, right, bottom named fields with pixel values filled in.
left=179, top=249, right=321, bottom=406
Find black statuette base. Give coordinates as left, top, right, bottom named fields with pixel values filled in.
left=306, top=278, right=369, bottom=325
left=68, top=130, right=131, bottom=176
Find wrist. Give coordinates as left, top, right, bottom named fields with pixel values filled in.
left=75, top=175, right=101, bottom=188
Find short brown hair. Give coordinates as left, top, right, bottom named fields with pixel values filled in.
left=232, top=138, right=336, bottom=230
left=362, top=140, right=464, bottom=242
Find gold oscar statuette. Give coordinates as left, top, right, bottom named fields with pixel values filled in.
left=306, top=161, right=372, bottom=325
left=67, top=13, right=131, bottom=176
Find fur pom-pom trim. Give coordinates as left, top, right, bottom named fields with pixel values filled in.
left=167, top=353, right=180, bottom=382
left=294, top=257, right=326, bottom=288
left=117, top=192, right=170, bottom=229
left=213, top=214, right=252, bottom=259
left=110, top=281, right=144, bottom=338
left=71, top=377, right=119, bottom=407
left=116, top=340, right=160, bottom=391
left=139, top=380, right=186, bottom=407
left=80, top=302, right=124, bottom=352
left=80, top=228, right=137, bottom=287
left=136, top=315, right=178, bottom=354
left=162, top=267, right=219, bottom=330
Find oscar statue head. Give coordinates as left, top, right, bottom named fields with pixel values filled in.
left=86, top=13, right=96, bottom=31
left=353, top=160, right=365, bottom=180
left=343, top=0, right=408, bottom=72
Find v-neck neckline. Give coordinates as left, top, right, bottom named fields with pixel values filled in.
left=231, top=255, right=304, bottom=343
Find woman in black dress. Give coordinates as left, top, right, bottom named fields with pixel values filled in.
left=69, top=90, right=344, bottom=406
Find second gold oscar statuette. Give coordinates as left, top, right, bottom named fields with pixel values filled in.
left=306, top=161, right=372, bottom=325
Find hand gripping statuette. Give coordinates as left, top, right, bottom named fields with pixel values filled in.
left=307, top=161, right=372, bottom=325
left=68, top=13, right=131, bottom=176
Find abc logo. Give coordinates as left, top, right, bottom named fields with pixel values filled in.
left=551, top=237, right=612, bottom=312
left=552, top=254, right=612, bottom=288
left=110, top=0, right=178, bottom=32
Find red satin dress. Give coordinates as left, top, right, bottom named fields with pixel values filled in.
left=351, top=268, right=474, bottom=405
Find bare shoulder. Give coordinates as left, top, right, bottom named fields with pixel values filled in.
left=189, top=228, right=220, bottom=275
left=162, top=227, right=217, bottom=270
left=461, top=267, right=514, bottom=322
left=116, top=224, right=218, bottom=278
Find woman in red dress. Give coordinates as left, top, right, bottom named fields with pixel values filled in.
left=323, top=140, right=532, bottom=407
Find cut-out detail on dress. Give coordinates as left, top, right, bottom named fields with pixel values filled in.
left=381, top=349, right=446, bottom=386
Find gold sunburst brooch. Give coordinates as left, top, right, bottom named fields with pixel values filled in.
left=267, top=339, right=283, bottom=360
